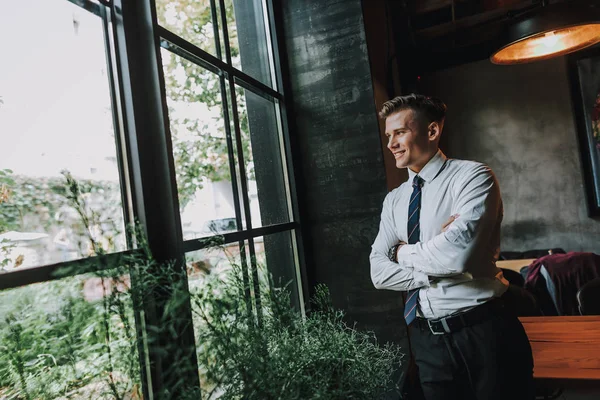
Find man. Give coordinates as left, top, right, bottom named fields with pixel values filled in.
left=370, top=94, right=534, bottom=400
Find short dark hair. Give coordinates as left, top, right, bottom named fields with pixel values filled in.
left=379, top=94, right=447, bottom=125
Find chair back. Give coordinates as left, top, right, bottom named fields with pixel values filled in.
left=577, top=278, right=600, bottom=315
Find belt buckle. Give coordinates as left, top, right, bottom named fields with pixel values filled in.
left=427, top=318, right=450, bottom=335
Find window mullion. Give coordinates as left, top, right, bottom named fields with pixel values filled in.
left=219, top=74, right=245, bottom=253
left=264, top=0, right=310, bottom=311
left=181, top=221, right=299, bottom=253
left=227, top=79, right=254, bottom=231
left=101, top=5, right=135, bottom=248
left=226, top=73, right=262, bottom=322
left=260, top=0, right=278, bottom=92
left=218, top=72, right=255, bottom=317
left=210, top=0, right=223, bottom=61
left=0, top=249, right=139, bottom=290
left=218, top=0, right=233, bottom=66
left=112, top=1, right=200, bottom=398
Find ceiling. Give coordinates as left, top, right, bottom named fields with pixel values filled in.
left=386, top=0, right=571, bottom=72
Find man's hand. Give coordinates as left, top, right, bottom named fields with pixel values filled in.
left=441, top=214, right=459, bottom=233
left=388, top=241, right=406, bottom=263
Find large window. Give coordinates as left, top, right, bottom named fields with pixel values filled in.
left=0, top=0, right=302, bottom=398
left=156, top=0, right=302, bottom=305
left=0, top=0, right=128, bottom=270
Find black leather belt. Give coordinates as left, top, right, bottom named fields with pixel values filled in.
left=413, top=298, right=505, bottom=335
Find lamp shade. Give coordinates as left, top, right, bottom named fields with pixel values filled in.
left=491, top=2, right=600, bottom=65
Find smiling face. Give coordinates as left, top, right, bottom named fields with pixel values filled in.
left=385, top=109, right=440, bottom=173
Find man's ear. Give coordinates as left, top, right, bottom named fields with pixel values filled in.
left=428, top=121, right=442, bottom=142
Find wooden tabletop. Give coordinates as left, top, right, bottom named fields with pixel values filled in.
left=519, top=316, right=600, bottom=380
left=496, top=258, right=537, bottom=273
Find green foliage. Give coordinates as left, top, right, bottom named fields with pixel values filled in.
left=0, top=239, right=14, bottom=270
left=0, top=169, right=122, bottom=239
left=0, top=274, right=140, bottom=400
left=0, top=164, right=15, bottom=266
left=193, top=265, right=403, bottom=399
left=0, top=171, right=403, bottom=399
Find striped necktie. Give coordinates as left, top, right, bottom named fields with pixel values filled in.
left=404, top=175, right=423, bottom=325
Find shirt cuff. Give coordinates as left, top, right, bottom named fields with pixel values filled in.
left=397, top=243, right=415, bottom=259
left=413, top=269, right=429, bottom=288
left=397, top=244, right=429, bottom=287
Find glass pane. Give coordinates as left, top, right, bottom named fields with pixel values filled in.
left=186, top=242, right=242, bottom=290
left=226, top=0, right=274, bottom=88
left=186, top=242, right=244, bottom=395
left=0, top=0, right=127, bottom=270
left=155, top=0, right=221, bottom=59
left=255, top=230, right=301, bottom=310
left=186, top=235, right=300, bottom=396
left=0, top=271, right=141, bottom=399
left=236, top=87, right=290, bottom=228
left=161, top=49, right=240, bottom=240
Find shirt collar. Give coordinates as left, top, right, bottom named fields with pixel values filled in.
left=407, top=149, right=447, bottom=185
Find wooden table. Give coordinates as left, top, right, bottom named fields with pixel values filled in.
left=519, top=316, right=600, bottom=381
left=497, top=258, right=537, bottom=273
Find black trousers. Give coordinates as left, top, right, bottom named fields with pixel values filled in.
left=408, top=303, right=534, bottom=400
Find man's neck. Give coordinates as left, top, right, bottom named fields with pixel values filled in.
left=409, top=149, right=439, bottom=174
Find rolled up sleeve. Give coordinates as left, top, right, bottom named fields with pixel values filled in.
left=370, top=192, right=430, bottom=291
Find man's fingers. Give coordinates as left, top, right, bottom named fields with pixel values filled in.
left=441, top=214, right=459, bottom=232
left=441, top=217, right=454, bottom=229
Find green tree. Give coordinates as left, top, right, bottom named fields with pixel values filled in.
left=155, top=0, right=253, bottom=210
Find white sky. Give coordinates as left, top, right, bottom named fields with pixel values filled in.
left=0, top=0, right=119, bottom=181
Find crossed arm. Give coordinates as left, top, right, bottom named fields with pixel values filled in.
left=369, top=165, right=501, bottom=291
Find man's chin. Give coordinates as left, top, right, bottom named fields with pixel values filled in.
left=395, top=160, right=408, bottom=169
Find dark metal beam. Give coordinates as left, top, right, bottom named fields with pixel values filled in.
left=182, top=222, right=299, bottom=253
left=113, top=0, right=200, bottom=397
left=158, top=25, right=283, bottom=102
left=66, top=0, right=101, bottom=16
left=0, top=250, right=140, bottom=291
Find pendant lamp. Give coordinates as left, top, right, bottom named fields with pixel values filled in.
left=491, top=1, right=600, bottom=65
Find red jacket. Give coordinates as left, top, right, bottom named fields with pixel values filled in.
left=525, top=252, right=600, bottom=315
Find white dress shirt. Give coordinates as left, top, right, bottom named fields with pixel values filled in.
left=370, top=150, right=508, bottom=319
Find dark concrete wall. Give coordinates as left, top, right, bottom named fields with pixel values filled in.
left=280, top=0, right=408, bottom=352
left=420, top=58, right=600, bottom=253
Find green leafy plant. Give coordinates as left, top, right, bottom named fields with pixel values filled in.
left=193, top=262, right=403, bottom=399
left=0, top=274, right=140, bottom=399
left=0, top=172, right=403, bottom=399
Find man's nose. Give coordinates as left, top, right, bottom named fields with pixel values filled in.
left=387, top=136, right=397, bottom=150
